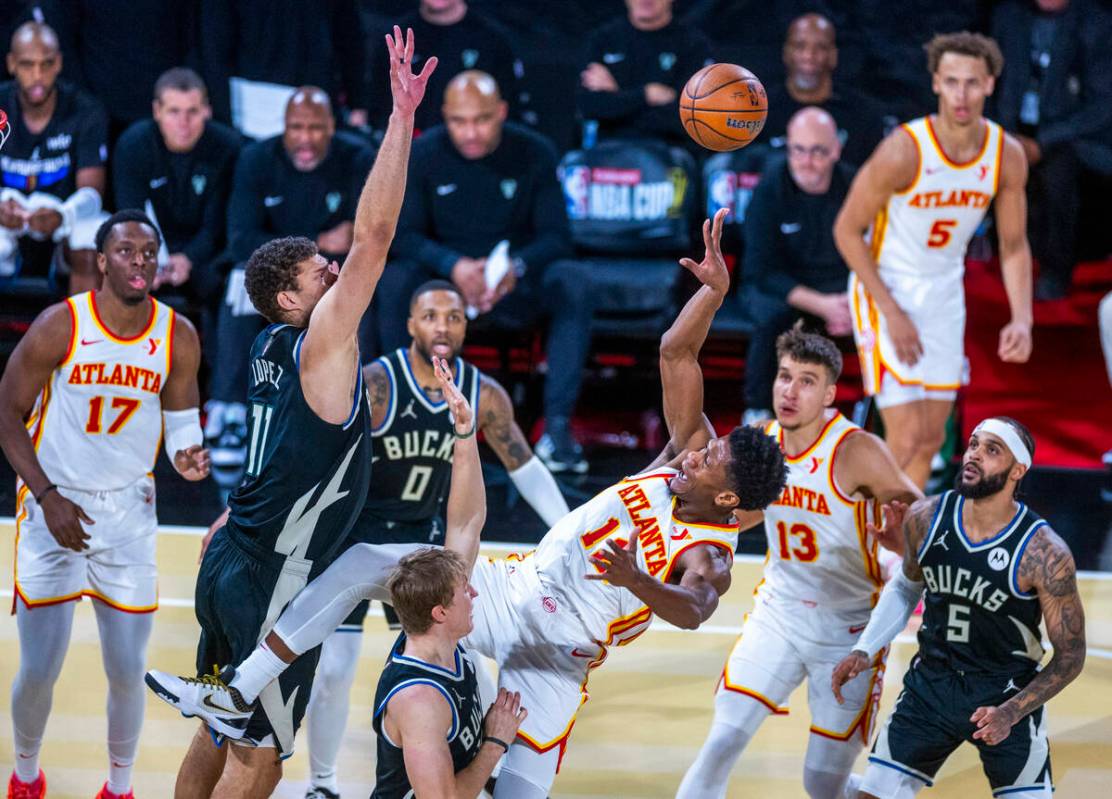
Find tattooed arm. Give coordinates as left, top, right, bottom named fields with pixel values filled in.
left=362, top=360, right=392, bottom=430
left=479, top=375, right=569, bottom=527
left=831, top=495, right=938, bottom=701
left=971, top=526, right=1085, bottom=745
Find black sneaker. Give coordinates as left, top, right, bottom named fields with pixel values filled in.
left=535, top=419, right=588, bottom=474
left=305, top=788, right=340, bottom=799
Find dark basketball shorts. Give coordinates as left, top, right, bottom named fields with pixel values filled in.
left=337, top=515, right=445, bottom=630
left=863, top=656, right=1052, bottom=798
left=194, top=528, right=321, bottom=756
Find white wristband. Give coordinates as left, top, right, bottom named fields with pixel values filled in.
left=164, top=408, right=203, bottom=463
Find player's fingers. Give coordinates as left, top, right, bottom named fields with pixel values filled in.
left=517, top=706, right=528, bottom=722
left=678, top=257, right=698, bottom=273
left=701, top=217, right=712, bottom=251
left=75, top=505, right=95, bottom=525
left=583, top=572, right=604, bottom=581
left=404, top=27, right=414, bottom=63
left=970, top=706, right=988, bottom=724
left=712, top=207, right=726, bottom=244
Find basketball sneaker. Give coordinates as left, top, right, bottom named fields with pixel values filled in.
left=7, top=769, right=45, bottom=799
left=304, top=788, right=340, bottom=799
left=95, top=784, right=134, bottom=799
left=145, top=669, right=254, bottom=739
left=535, top=417, right=587, bottom=474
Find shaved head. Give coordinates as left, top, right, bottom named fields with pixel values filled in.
left=442, top=70, right=507, bottom=160
left=787, top=106, right=838, bottom=142
left=7, top=21, right=62, bottom=109
left=10, top=21, right=59, bottom=55
left=784, top=13, right=837, bottom=94
left=287, top=86, right=332, bottom=116
left=284, top=86, right=334, bottom=172
left=787, top=12, right=835, bottom=42
left=786, top=106, right=841, bottom=194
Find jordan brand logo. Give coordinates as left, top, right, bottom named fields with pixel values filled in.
left=1003, top=678, right=1020, bottom=694
left=400, top=400, right=417, bottom=420
left=934, top=531, right=950, bottom=551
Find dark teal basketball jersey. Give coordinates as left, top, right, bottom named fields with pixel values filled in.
left=915, top=490, right=1046, bottom=679
left=364, top=349, right=481, bottom=523
left=371, top=633, right=485, bottom=798
left=225, top=324, right=371, bottom=574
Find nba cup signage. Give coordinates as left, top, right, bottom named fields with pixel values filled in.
left=560, top=165, right=685, bottom=223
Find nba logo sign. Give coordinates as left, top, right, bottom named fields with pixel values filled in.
left=706, top=170, right=737, bottom=221
left=561, top=165, right=591, bottom=220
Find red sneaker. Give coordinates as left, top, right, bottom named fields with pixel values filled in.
left=94, top=784, right=134, bottom=799
left=7, top=770, right=46, bottom=799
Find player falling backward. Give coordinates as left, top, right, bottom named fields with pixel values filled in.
left=677, top=325, right=922, bottom=799
left=149, top=208, right=789, bottom=798
left=834, top=32, right=1032, bottom=489
left=831, top=418, right=1085, bottom=799
left=0, top=210, right=209, bottom=799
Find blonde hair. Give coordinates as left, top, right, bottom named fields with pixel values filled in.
left=386, top=548, right=468, bottom=635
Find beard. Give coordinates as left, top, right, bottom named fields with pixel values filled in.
left=954, top=465, right=1009, bottom=499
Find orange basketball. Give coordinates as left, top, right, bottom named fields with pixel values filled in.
left=680, top=63, right=768, bottom=152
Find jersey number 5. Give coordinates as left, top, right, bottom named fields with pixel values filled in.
left=85, top=396, right=140, bottom=435
left=776, top=521, right=819, bottom=562
left=927, top=219, right=957, bottom=248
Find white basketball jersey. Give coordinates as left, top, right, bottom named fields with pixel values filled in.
left=757, top=413, right=884, bottom=613
left=27, top=292, right=175, bottom=491
left=532, top=469, right=739, bottom=647
left=875, top=116, right=1004, bottom=282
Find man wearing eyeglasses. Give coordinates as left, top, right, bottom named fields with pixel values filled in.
left=740, top=106, right=856, bottom=423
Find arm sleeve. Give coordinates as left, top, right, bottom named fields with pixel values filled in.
left=508, top=457, right=569, bottom=527
left=75, top=97, right=109, bottom=171
left=854, top=567, right=924, bottom=658
left=390, top=148, right=463, bottom=277
left=513, top=142, right=573, bottom=270
left=112, top=126, right=150, bottom=210
left=330, top=0, right=370, bottom=110
left=226, top=145, right=273, bottom=262
left=741, top=173, right=795, bottom=300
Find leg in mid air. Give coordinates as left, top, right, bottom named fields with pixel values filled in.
left=92, top=600, right=154, bottom=798
left=676, top=689, right=774, bottom=799
left=9, top=601, right=76, bottom=793
left=877, top=398, right=950, bottom=489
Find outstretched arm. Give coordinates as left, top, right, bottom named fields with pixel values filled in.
left=658, top=209, right=729, bottom=455
left=437, top=358, right=485, bottom=571
left=994, top=134, right=1033, bottom=365
left=971, top=526, right=1085, bottom=745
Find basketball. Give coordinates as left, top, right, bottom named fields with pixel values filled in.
left=680, top=63, right=768, bottom=152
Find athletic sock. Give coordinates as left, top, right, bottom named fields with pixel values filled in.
left=310, top=770, right=340, bottom=796
left=229, top=642, right=288, bottom=704
left=12, top=742, right=40, bottom=783
left=107, top=756, right=133, bottom=796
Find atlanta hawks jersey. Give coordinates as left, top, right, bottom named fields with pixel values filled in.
left=27, top=292, right=174, bottom=491
left=875, top=116, right=1004, bottom=282
left=916, top=490, right=1046, bottom=680
left=758, top=413, right=884, bottom=613
left=532, top=468, right=739, bottom=646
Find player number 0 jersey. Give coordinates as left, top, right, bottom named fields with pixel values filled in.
left=27, top=292, right=174, bottom=491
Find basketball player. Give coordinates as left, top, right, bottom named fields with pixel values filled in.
left=302, top=278, right=567, bottom=799
left=147, top=208, right=788, bottom=799
left=146, top=28, right=435, bottom=799
left=831, top=417, right=1085, bottom=798
left=677, top=326, right=922, bottom=799
left=370, top=356, right=527, bottom=798
left=833, top=32, right=1033, bottom=488
left=0, top=209, right=208, bottom=799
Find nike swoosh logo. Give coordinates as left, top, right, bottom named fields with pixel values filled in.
left=670, top=530, right=691, bottom=541
left=780, top=222, right=802, bottom=234
left=602, top=53, right=625, bottom=64
left=436, top=184, right=457, bottom=196
left=263, top=195, right=284, bottom=207
left=149, top=176, right=168, bottom=189
left=849, top=623, right=867, bottom=634
left=202, top=694, right=243, bottom=715
left=81, top=338, right=103, bottom=346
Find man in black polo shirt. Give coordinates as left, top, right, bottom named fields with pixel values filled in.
left=205, top=87, right=375, bottom=485
left=113, top=68, right=241, bottom=306
left=576, top=0, right=711, bottom=146
left=376, top=70, right=591, bottom=473
left=762, top=13, right=889, bottom=169
left=741, top=107, right=855, bottom=422
left=0, top=21, right=107, bottom=294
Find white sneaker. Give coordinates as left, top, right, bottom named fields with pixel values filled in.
left=145, top=669, right=254, bottom=739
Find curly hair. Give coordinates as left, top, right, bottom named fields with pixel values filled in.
left=776, top=321, right=842, bottom=383
left=244, top=236, right=318, bottom=323
left=925, top=32, right=1004, bottom=78
left=727, top=425, right=788, bottom=511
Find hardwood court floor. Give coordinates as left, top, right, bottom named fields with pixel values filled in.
left=1, top=522, right=1109, bottom=798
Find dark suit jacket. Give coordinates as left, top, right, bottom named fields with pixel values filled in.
left=991, top=0, right=1112, bottom=174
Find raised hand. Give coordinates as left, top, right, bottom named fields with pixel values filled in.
left=679, top=208, right=730, bottom=295
left=433, top=356, right=473, bottom=435
left=385, top=26, right=437, bottom=117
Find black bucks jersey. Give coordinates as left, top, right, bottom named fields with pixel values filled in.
left=226, top=324, right=371, bottom=575
left=916, top=491, right=1047, bottom=680
left=366, top=349, right=481, bottom=523
left=371, top=633, right=484, bottom=799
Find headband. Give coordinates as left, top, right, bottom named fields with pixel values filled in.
left=973, top=418, right=1032, bottom=467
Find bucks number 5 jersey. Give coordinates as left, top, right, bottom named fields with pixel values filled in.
left=915, top=490, right=1046, bottom=679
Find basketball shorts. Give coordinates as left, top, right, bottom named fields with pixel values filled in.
left=719, top=594, right=885, bottom=745
left=850, top=271, right=966, bottom=408
left=194, top=525, right=320, bottom=757
left=463, top=554, right=598, bottom=765
left=338, top=515, right=445, bottom=630
left=14, top=475, right=158, bottom=612
left=863, top=657, right=1051, bottom=798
